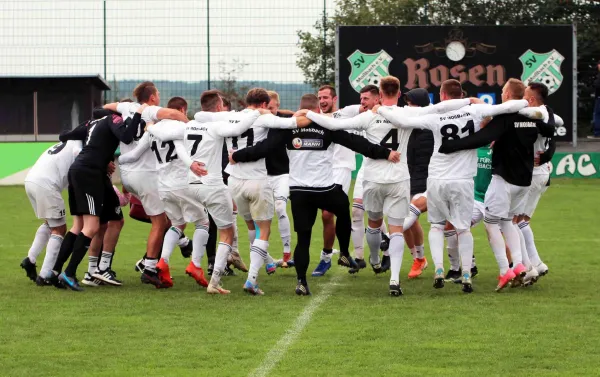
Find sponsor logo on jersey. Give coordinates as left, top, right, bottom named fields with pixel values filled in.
left=302, top=139, right=323, bottom=148
left=292, top=138, right=302, bottom=149
left=348, top=49, right=393, bottom=93
left=519, top=49, right=564, bottom=95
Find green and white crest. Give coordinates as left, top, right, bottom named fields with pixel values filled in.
left=348, top=50, right=393, bottom=93
left=519, top=49, right=565, bottom=95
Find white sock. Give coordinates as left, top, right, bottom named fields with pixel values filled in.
left=484, top=219, right=510, bottom=274
left=275, top=199, right=291, bottom=254
left=389, top=233, right=404, bottom=283
left=415, top=244, right=425, bottom=259
left=232, top=211, right=239, bottom=252
left=162, top=227, right=182, bottom=264
left=98, top=251, right=112, bottom=271
left=519, top=221, right=542, bottom=266
left=88, top=256, right=99, bottom=274
left=192, top=224, right=209, bottom=268
left=144, top=258, right=158, bottom=273
left=500, top=220, right=522, bottom=266
left=40, top=234, right=62, bottom=279
left=445, top=230, right=459, bottom=271
left=209, top=242, right=232, bottom=287
left=28, top=223, right=51, bottom=263
left=177, top=236, right=190, bottom=247
left=457, top=230, right=474, bottom=274
left=365, top=227, right=381, bottom=265
left=248, top=239, right=268, bottom=285
left=351, top=202, right=365, bottom=259
left=403, top=205, right=421, bottom=231
left=429, top=225, right=445, bottom=271
left=320, top=249, right=332, bottom=263
left=518, top=225, right=532, bottom=268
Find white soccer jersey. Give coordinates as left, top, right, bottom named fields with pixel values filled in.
left=25, top=140, right=83, bottom=192
left=331, top=105, right=361, bottom=170
left=378, top=99, right=529, bottom=180
left=520, top=106, right=564, bottom=176
left=116, top=102, right=160, bottom=173
left=307, top=99, right=471, bottom=184
left=225, top=109, right=298, bottom=180
left=149, top=120, right=189, bottom=191
left=147, top=111, right=262, bottom=186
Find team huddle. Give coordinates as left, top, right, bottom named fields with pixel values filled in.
left=19, top=75, right=562, bottom=296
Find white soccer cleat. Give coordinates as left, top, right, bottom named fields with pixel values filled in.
left=535, top=262, right=549, bottom=277
left=523, top=266, right=540, bottom=286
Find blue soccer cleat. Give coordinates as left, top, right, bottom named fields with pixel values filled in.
left=265, top=263, right=277, bottom=275
left=243, top=280, right=264, bottom=296
left=59, top=272, right=84, bottom=292
left=311, top=259, right=331, bottom=277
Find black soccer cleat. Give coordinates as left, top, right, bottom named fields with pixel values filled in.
left=445, top=269, right=462, bottom=282
left=134, top=259, right=145, bottom=273
left=462, top=278, right=474, bottom=294
left=179, top=240, right=193, bottom=258
left=348, top=258, right=367, bottom=274
left=380, top=255, right=391, bottom=273
left=20, top=257, right=38, bottom=282
left=380, top=233, right=390, bottom=252
left=141, top=270, right=169, bottom=289
left=471, top=265, right=479, bottom=278
left=35, top=276, right=52, bottom=286
left=48, top=273, right=66, bottom=289
left=223, top=266, right=236, bottom=276
left=207, top=262, right=214, bottom=276
left=371, top=262, right=383, bottom=274
left=295, top=280, right=311, bottom=296
left=337, top=254, right=358, bottom=269
left=389, top=280, right=403, bottom=296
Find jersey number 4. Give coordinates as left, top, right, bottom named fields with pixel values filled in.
left=380, top=129, right=400, bottom=150
left=441, top=120, right=475, bottom=141
left=151, top=140, right=177, bottom=163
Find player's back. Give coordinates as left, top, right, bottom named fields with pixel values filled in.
left=184, top=119, right=224, bottom=185
left=150, top=119, right=188, bottom=192
left=428, top=105, right=484, bottom=180
left=362, top=106, right=411, bottom=184
left=116, top=102, right=155, bottom=172
left=72, top=115, right=121, bottom=172
left=224, top=109, right=269, bottom=180
left=25, top=139, right=82, bottom=192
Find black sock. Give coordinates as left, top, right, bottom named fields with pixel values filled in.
left=206, top=213, right=217, bottom=261
left=294, top=231, right=311, bottom=282
left=64, top=232, right=91, bottom=277
left=322, top=248, right=333, bottom=255
left=53, top=231, right=77, bottom=273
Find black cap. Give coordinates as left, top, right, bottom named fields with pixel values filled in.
left=403, top=88, right=430, bottom=107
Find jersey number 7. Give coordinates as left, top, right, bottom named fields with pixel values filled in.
left=188, top=134, right=203, bottom=155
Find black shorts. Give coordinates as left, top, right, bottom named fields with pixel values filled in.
left=68, top=168, right=123, bottom=224
left=289, top=185, right=350, bottom=233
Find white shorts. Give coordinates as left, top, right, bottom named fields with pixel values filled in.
left=121, top=170, right=164, bottom=216
left=268, top=174, right=289, bottom=202
left=25, top=182, right=66, bottom=227
left=484, top=175, right=529, bottom=219
left=159, top=188, right=209, bottom=227
left=523, top=174, right=549, bottom=218
left=426, top=178, right=474, bottom=230
left=333, top=167, right=352, bottom=195
left=471, top=200, right=485, bottom=227
left=188, top=183, right=233, bottom=229
left=353, top=166, right=365, bottom=200
left=228, top=176, right=274, bottom=222
left=362, top=179, right=410, bottom=222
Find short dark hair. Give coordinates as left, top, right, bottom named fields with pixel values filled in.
left=133, top=81, right=157, bottom=104
left=441, top=79, right=463, bottom=99
left=220, top=95, right=231, bottom=110
left=167, top=96, right=188, bottom=112
left=318, top=85, right=336, bottom=98
left=528, top=82, right=549, bottom=104
left=359, top=85, right=379, bottom=96
left=246, top=88, right=270, bottom=107
left=300, top=94, right=320, bottom=111
left=120, top=97, right=133, bottom=103
left=200, top=90, right=222, bottom=111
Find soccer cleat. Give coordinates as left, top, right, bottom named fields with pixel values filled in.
left=156, top=258, right=173, bottom=287
left=380, top=233, right=390, bottom=252
left=48, top=272, right=66, bottom=289
left=295, top=280, right=311, bottom=296
left=223, top=266, right=237, bottom=276
left=207, top=283, right=230, bottom=295
left=134, top=259, right=145, bottom=273
left=185, top=262, right=209, bottom=287
left=461, top=273, right=473, bottom=293
left=512, top=263, right=527, bottom=286
left=228, top=251, right=249, bottom=272
left=243, top=280, right=264, bottom=296
left=523, top=266, right=540, bottom=286
left=433, top=268, right=445, bottom=289
left=141, top=270, right=170, bottom=289
left=265, top=262, right=277, bottom=275
left=471, top=265, right=479, bottom=278
left=311, top=259, right=331, bottom=277
left=380, top=255, right=391, bottom=273
left=495, top=268, right=517, bottom=292
left=59, top=272, right=84, bottom=292
left=20, top=257, right=38, bottom=282
left=337, top=254, right=358, bottom=270
left=445, top=269, right=462, bottom=282
left=389, top=280, right=403, bottom=296
left=348, top=258, right=367, bottom=274
left=535, top=262, right=549, bottom=277
left=179, top=240, right=193, bottom=258
left=371, top=262, right=383, bottom=274
left=92, top=269, right=123, bottom=286
left=408, top=257, right=428, bottom=279
left=35, top=275, right=53, bottom=286
left=207, top=262, right=214, bottom=276
left=81, top=272, right=102, bottom=287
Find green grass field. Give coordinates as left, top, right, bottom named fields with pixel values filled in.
left=1, top=179, right=599, bottom=377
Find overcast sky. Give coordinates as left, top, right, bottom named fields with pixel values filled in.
left=0, top=0, right=336, bottom=83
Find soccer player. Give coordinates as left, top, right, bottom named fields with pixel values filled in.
left=232, top=94, right=399, bottom=295
left=377, top=78, right=529, bottom=293
left=438, top=78, right=555, bottom=291
left=21, top=139, right=83, bottom=285
left=104, top=82, right=189, bottom=287
left=52, top=106, right=144, bottom=290
left=307, top=77, right=471, bottom=295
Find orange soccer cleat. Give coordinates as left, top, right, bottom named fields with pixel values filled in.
left=156, top=258, right=173, bottom=288
left=185, top=262, right=209, bottom=287
left=407, top=257, right=428, bottom=279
